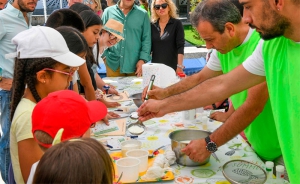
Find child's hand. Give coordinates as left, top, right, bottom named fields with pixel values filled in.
left=107, top=112, right=121, bottom=119
left=102, top=116, right=109, bottom=125
left=108, top=87, right=119, bottom=95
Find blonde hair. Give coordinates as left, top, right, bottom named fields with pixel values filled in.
left=94, top=0, right=102, bottom=13
left=151, top=0, right=178, bottom=23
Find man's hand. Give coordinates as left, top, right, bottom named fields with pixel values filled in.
left=135, top=60, right=145, bottom=77
left=142, top=85, right=166, bottom=100
left=181, top=139, right=211, bottom=163
left=137, top=99, right=166, bottom=121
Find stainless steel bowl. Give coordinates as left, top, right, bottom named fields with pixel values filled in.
left=130, top=93, right=143, bottom=107
left=169, top=129, right=211, bottom=166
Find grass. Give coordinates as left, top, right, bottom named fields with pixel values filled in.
left=184, top=25, right=205, bottom=47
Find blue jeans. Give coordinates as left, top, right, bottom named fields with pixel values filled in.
left=0, top=90, right=11, bottom=184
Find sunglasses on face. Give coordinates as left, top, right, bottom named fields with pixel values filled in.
left=154, top=3, right=168, bottom=10
left=108, top=32, right=121, bottom=43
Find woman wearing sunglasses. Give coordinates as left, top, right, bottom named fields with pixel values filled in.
left=150, top=0, right=185, bottom=73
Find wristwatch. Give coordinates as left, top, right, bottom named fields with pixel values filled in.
left=177, top=64, right=185, bottom=69
left=205, top=136, right=218, bottom=153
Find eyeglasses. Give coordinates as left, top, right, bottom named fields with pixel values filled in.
left=108, top=32, right=121, bottom=43
left=154, top=3, right=168, bottom=10
left=42, top=67, right=78, bottom=77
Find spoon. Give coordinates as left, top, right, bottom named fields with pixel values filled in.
left=127, top=120, right=146, bottom=135
left=127, top=75, right=155, bottom=135
left=148, top=144, right=169, bottom=158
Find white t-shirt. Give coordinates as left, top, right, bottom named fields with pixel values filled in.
left=92, top=45, right=105, bottom=65
left=242, top=40, right=266, bottom=76
left=26, top=161, right=39, bottom=184
left=206, top=28, right=255, bottom=71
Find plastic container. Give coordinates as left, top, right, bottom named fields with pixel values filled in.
left=116, top=157, right=140, bottom=182
left=201, top=116, right=209, bottom=130
left=276, top=165, right=285, bottom=182
left=121, top=140, right=142, bottom=157
left=265, top=161, right=274, bottom=182
left=181, top=109, right=196, bottom=127
left=126, top=149, right=149, bottom=172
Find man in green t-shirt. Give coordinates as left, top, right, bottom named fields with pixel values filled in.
left=138, top=0, right=300, bottom=182
left=140, top=0, right=282, bottom=170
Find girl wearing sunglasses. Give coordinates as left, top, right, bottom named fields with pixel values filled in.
left=9, top=27, right=86, bottom=184
left=150, top=0, right=185, bottom=73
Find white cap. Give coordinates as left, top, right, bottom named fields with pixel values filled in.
left=276, top=165, right=285, bottom=172
left=266, top=161, right=274, bottom=168
left=5, top=26, right=85, bottom=67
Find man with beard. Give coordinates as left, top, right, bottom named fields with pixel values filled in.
left=0, top=0, right=7, bottom=10
left=0, top=0, right=37, bottom=182
left=141, top=0, right=283, bottom=178
left=137, top=0, right=300, bottom=182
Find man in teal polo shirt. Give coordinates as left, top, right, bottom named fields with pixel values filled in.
left=101, top=0, right=151, bottom=77
left=0, top=0, right=37, bottom=182
left=138, top=0, right=300, bottom=182
left=140, top=0, right=282, bottom=172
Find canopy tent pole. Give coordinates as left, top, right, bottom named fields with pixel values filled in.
left=43, top=0, right=47, bottom=23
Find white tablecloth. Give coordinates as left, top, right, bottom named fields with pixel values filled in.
left=93, top=77, right=267, bottom=184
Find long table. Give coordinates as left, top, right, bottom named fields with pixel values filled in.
left=92, top=77, right=267, bottom=184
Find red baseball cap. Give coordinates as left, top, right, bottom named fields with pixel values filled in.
left=32, top=90, right=107, bottom=147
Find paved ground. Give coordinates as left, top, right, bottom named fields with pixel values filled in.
left=184, top=41, right=208, bottom=59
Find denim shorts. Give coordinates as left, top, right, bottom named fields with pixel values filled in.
left=0, top=90, right=12, bottom=183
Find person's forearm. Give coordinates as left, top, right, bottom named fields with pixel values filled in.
left=162, top=65, right=265, bottom=113
left=165, top=73, right=201, bottom=97
left=210, top=82, right=269, bottom=147
left=177, top=54, right=184, bottom=67
left=165, top=67, right=222, bottom=98
left=78, top=63, right=96, bottom=101
left=95, top=74, right=106, bottom=89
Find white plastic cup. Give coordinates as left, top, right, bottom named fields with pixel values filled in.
left=182, top=109, right=196, bottom=127
left=201, top=116, right=208, bottom=130
left=116, top=157, right=140, bottom=183
left=126, top=149, right=149, bottom=173
left=121, top=140, right=142, bottom=157
left=196, top=107, right=204, bottom=113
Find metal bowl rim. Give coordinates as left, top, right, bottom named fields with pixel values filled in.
left=168, top=129, right=212, bottom=143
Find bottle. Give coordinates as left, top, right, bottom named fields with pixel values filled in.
left=276, top=165, right=285, bottom=183
left=177, top=72, right=185, bottom=79
left=265, top=161, right=274, bottom=183
left=182, top=109, right=196, bottom=128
